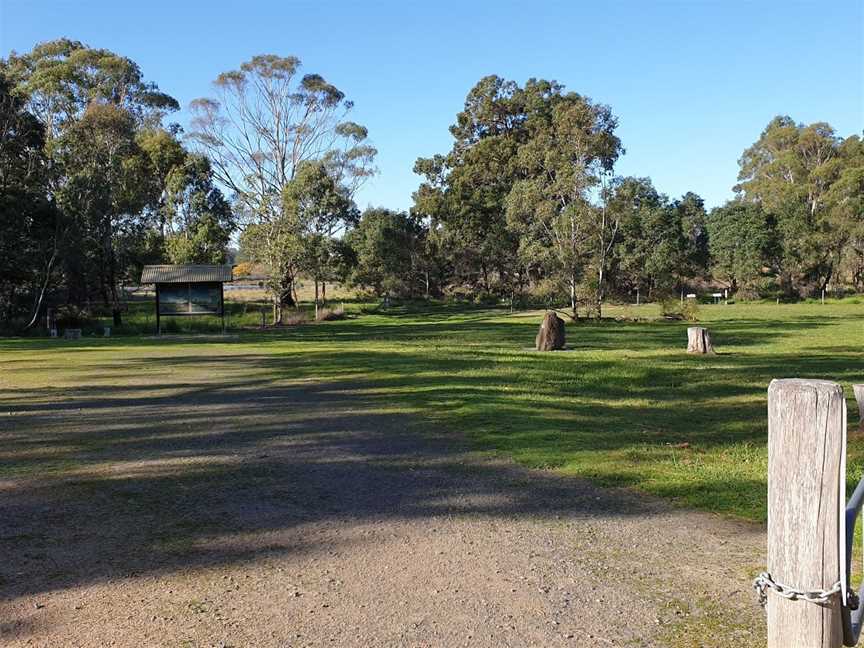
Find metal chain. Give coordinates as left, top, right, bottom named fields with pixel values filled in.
left=753, top=572, right=842, bottom=607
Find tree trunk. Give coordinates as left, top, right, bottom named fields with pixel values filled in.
left=321, top=281, right=327, bottom=305
left=686, top=327, right=715, bottom=354
left=596, top=267, right=604, bottom=320
left=570, top=273, right=577, bottom=319
left=272, top=295, right=282, bottom=326
left=314, top=280, right=319, bottom=320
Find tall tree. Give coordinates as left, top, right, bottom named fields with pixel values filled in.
left=735, top=116, right=846, bottom=295
left=283, top=161, right=356, bottom=310
left=161, top=154, right=235, bottom=264
left=347, top=207, right=429, bottom=298
left=188, top=55, right=375, bottom=323
left=413, top=76, right=529, bottom=297
left=0, top=73, right=58, bottom=330
left=825, top=135, right=864, bottom=290
left=608, top=178, right=679, bottom=303
left=674, top=191, right=710, bottom=284
left=707, top=200, right=773, bottom=293
left=56, top=103, right=154, bottom=324
left=2, top=40, right=179, bottom=317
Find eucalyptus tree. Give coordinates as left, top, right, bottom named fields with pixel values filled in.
left=161, top=154, right=235, bottom=264
left=2, top=40, right=180, bottom=317
left=1, top=38, right=178, bottom=144
left=707, top=200, right=774, bottom=293
left=674, top=192, right=710, bottom=281
left=188, top=55, right=375, bottom=323
left=735, top=116, right=847, bottom=295
left=283, top=160, right=356, bottom=311
left=55, top=103, right=153, bottom=323
left=0, top=74, right=58, bottom=330
left=507, top=94, right=622, bottom=317
left=824, top=135, right=864, bottom=290
left=608, top=178, right=688, bottom=303
left=347, top=207, right=429, bottom=298
left=413, top=76, right=528, bottom=296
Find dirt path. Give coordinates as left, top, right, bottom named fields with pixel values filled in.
left=0, top=375, right=765, bottom=647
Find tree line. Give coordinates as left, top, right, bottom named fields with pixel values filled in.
left=1, top=41, right=861, bottom=332
left=406, top=76, right=863, bottom=316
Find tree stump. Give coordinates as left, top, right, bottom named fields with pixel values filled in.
left=686, top=326, right=714, bottom=354
left=854, top=384, right=864, bottom=430
left=536, top=312, right=566, bottom=351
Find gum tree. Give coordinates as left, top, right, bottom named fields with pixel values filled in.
left=188, top=55, right=375, bottom=323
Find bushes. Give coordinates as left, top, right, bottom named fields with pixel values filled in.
left=283, top=310, right=309, bottom=326
left=659, top=297, right=700, bottom=322
left=315, top=306, right=346, bottom=321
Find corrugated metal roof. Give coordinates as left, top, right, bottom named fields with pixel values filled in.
left=141, top=265, right=233, bottom=284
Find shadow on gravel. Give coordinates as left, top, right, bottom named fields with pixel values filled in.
left=0, top=375, right=678, bottom=606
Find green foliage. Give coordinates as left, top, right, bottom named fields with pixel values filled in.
left=0, top=39, right=201, bottom=326
left=707, top=200, right=772, bottom=292
left=346, top=207, right=429, bottom=298
left=188, top=54, right=375, bottom=322
left=0, top=73, right=60, bottom=331
left=659, top=297, right=700, bottom=322
left=735, top=116, right=859, bottom=296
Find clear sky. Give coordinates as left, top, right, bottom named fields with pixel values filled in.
left=1, top=0, right=862, bottom=212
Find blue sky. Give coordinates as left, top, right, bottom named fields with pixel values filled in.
left=2, top=0, right=862, bottom=211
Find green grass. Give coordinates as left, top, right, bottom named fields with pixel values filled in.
left=2, top=298, right=863, bottom=522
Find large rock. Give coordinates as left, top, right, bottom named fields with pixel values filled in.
left=535, top=312, right=566, bottom=351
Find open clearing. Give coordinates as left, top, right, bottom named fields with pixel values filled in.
left=2, top=301, right=862, bottom=646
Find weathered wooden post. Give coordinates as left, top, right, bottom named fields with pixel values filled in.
left=765, top=379, right=846, bottom=647
left=686, top=327, right=715, bottom=354
left=853, top=385, right=864, bottom=429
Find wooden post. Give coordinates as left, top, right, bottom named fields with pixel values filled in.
left=853, top=384, right=864, bottom=429
left=220, top=282, right=225, bottom=334
left=686, top=327, right=715, bottom=354
left=767, top=379, right=846, bottom=647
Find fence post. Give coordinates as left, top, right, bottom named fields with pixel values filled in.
left=853, top=384, right=864, bottom=428
left=767, top=379, right=846, bottom=647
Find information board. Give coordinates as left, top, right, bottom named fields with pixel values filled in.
left=158, top=283, right=222, bottom=315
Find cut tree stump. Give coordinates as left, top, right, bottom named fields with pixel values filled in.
left=686, top=326, right=714, bottom=354
left=535, top=312, right=566, bottom=351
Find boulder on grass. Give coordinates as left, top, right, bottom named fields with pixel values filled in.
left=536, top=312, right=566, bottom=351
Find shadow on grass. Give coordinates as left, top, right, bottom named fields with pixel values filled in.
left=1, top=304, right=861, bottom=610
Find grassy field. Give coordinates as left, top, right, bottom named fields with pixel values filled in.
left=2, top=298, right=863, bottom=522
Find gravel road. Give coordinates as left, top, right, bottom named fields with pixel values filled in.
left=0, top=377, right=765, bottom=647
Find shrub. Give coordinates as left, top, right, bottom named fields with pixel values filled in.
left=283, top=310, right=309, bottom=326
left=658, top=297, right=699, bottom=322
left=55, top=304, right=93, bottom=330
left=659, top=297, right=684, bottom=320
left=316, top=307, right=346, bottom=322
left=681, top=299, right=700, bottom=322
